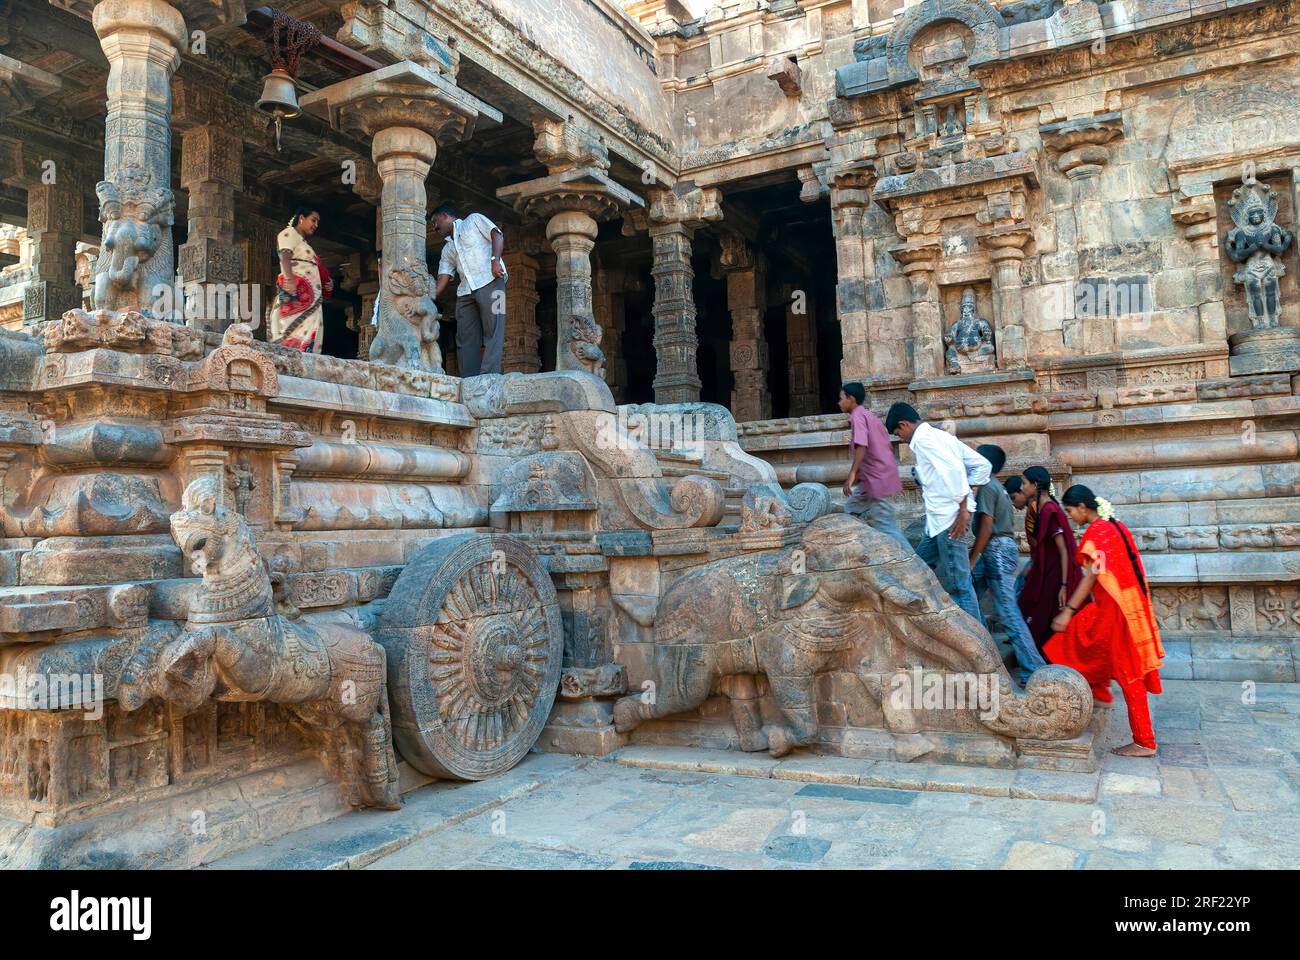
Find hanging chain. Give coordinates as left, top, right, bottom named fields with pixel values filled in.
left=268, top=9, right=321, bottom=77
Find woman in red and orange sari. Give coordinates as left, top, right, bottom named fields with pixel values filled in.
left=1046, top=485, right=1164, bottom=757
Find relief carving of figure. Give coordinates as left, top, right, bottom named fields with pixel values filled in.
left=370, top=259, right=442, bottom=371
left=944, top=288, right=996, bottom=374
left=117, top=477, right=401, bottom=809
left=568, top=312, right=605, bottom=379
left=1226, top=178, right=1294, bottom=329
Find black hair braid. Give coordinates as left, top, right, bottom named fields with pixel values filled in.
left=1109, top=518, right=1150, bottom=599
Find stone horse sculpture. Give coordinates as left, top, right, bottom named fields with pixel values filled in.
left=614, top=514, right=1092, bottom=757
left=117, top=476, right=401, bottom=809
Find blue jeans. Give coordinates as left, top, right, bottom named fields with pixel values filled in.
left=917, top=521, right=984, bottom=627
left=973, top=536, right=1046, bottom=684
left=844, top=493, right=912, bottom=550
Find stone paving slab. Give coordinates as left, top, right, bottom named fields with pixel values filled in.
left=612, top=745, right=1095, bottom=801
left=206, top=680, right=1300, bottom=870
left=205, top=754, right=589, bottom=870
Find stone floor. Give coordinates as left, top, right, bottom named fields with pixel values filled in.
left=208, top=680, right=1300, bottom=870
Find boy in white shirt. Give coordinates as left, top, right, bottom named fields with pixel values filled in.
left=885, top=403, right=990, bottom=625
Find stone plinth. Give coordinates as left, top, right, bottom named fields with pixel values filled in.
left=1228, top=326, right=1300, bottom=376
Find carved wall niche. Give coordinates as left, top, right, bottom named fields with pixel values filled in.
left=939, top=281, right=996, bottom=374
left=1215, top=171, right=1299, bottom=333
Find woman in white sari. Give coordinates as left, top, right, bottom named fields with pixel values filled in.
left=268, top=207, right=332, bottom=352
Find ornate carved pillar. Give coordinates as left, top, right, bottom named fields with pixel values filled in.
left=502, top=247, right=541, bottom=374
left=593, top=261, right=627, bottom=400
left=718, top=232, right=769, bottom=422
left=300, top=62, right=500, bottom=371
left=891, top=241, right=943, bottom=381
left=90, top=0, right=186, bottom=315
left=22, top=156, right=84, bottom=324
left=1041, top=113, right=1123, bottom=353
left=980, top=225, right=1032, bottom=368
left=830, top=169, right=875, bottom=382
left=633, top=185, right=722, bottom=404
left=177, top=124, right=244, bottom=332
left=786, top=288, right=820, bottom=417
left=498, top=119, right=642, bottom=377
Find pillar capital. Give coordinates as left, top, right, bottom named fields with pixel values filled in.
left=300, top=60, right=501, bottom=145
left=646, top=185, right=723, bottom=232
left=979, top=224, right=1033, bottom=262
left=890, top=240, right=940, bottom=274
left=1040, top=112, right=1123, bottom=179
left=498, top=167, right=639, bottom=224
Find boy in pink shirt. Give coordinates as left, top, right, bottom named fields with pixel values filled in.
left=838, top=382, right=910, bottom=549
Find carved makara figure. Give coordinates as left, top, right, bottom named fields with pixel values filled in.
left=944, top=288, right=996, bottom=374
left=568, top=312, right=605, bottom=378
left=613, top=515, right=1092, bottom=757
left=370, top=258, right=442, bottom=371
left=92, top=167, right=174, bottom=314
left=1226, top=178, right=1294, bottom=329
left=117, top=477, right=401, bottom=809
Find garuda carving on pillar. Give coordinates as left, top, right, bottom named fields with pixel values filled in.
left=370, top=258, right=442, bottom=371
left=117, top=476, right=401, bottom=809
left=614, top=515, right=1092, bottom=757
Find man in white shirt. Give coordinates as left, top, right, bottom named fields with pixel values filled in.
left=885, top=403, right=991, bottom=625
left=432, top=203, right=507, bottom=376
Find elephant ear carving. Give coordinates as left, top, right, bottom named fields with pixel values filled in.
left=778, top=574, right=818, bottom=610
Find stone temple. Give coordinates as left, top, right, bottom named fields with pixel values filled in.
left=0, top=0, right=1296, bottom=867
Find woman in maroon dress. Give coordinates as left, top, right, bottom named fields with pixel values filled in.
left=1017, top=466, right=1084, bottom=653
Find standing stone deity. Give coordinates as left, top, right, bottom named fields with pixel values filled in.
left=944, top=287, right=997, bottom=374
left=1226, top=178, right=1294, bottom=329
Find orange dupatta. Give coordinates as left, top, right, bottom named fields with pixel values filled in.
left=1078, top=519, right=1164, bottom=678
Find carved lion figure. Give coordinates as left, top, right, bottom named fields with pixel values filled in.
left=117, top=476, right=401, bottom=809
left=614, top=514, right=1092, bottom=758
left=92, top=168, right=174, bottom=314
left=370, top=259, right=442, bottom=371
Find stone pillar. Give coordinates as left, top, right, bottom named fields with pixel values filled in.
left=24, top=160, right=84, bottom=323
left=593, top=262, right=627, bottom=401
left=373, top=127, right=435, bottom=277
left=1041, top=114, right=1123, bottom=353
left=178, top=124, right=244, bottom=332
left=299, top=62, right=500, bottom=371
left=497, top=118, right=641, bottom=377
left=786, top=288, right=820, bottom=417
left=830, top=170, right=875, bottom=383
left=547, top=210, right=600, bottom=372
left=891, top=242, right=942, bottom=381
left=718, top=233, right=769, bottom=422
left=644, top=186, right=722, bottom=404
left=503, top=248, right=541, bottom=373
left=91, top=0, right=186, bottom=314
left=1171, top=193, right=1227, bottom=344
left=981, top=225, right=1032, bottom=368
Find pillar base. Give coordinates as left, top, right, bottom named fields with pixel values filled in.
left=1228, top=326, right=1300, bottom=376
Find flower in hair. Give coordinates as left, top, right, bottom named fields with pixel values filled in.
left=1096, top=496, right=1115, bottom=520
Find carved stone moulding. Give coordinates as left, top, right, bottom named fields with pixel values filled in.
left=1228, top=325, right=1300, bottom=376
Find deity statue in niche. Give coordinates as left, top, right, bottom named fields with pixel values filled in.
left=1226, top=176, right=1294, bottom=329
left=944, top=288, right=996, bottom=375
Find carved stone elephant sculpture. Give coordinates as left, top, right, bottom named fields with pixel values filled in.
left=613, top=514, right=1091, bottom=757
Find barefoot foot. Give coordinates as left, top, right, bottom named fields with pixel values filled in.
left=1111, top=742, right=1156, bottom=757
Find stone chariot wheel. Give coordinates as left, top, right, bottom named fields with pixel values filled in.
left=375, top=533, right=563, bottom=780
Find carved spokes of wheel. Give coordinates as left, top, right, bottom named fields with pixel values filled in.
left=375, top=534, right=563, bottom=780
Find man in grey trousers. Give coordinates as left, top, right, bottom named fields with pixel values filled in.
left=432, top=202, right=506, bottom=376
